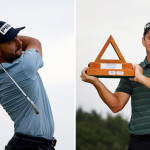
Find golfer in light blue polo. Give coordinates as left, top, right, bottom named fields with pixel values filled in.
left=0, top=21, right=56, bottom=150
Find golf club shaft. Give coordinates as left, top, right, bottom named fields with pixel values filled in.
left=0, top=64, right=39, bottom=114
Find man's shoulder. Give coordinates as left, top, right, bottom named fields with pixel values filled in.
left=21, top=49, right=42, bottom=63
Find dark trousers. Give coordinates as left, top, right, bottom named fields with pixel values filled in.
left=5, top=133, right=56, bottom=150
left=128, top=134, right=150, bottom=150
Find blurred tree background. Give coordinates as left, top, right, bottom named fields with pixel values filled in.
left=76, top=108, right=130, bottom=150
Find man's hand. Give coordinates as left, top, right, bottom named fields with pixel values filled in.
left=129, top=64, right=150, bottom=89
left=80, top=67, right=99, bottom=84
left=129, top=64, right=143, bottom=82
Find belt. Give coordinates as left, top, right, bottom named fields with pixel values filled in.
left=131, top=134, right=150, bottom=141
left=14, top=133, right=57, bottom=147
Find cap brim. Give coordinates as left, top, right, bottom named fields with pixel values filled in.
left=9, top=26, right=25, bottom=41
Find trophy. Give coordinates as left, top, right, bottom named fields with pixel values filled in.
left=86, top=35, right=135, bottom=78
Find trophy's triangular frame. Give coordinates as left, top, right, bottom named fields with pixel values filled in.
left=95, top=35, right=126, bottom=63
left=87, top=35, right=135, bottom=78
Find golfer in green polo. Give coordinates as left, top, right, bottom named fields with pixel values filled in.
left=81, top=22, right=150, bottom=150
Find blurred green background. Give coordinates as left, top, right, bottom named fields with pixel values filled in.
left=76, top=108, right=130, bottom=150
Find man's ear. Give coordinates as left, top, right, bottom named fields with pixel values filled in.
left=142, top=37, right=145, bottom=47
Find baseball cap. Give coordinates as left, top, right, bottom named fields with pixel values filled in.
left=143, top=22, right=150, bottom=36
left=0, top=21, right=25, bottom=43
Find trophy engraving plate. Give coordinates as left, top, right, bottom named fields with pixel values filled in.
left=101, top=63, right=122, bottom=69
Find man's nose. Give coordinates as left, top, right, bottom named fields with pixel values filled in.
left=15, top=37, right=22, bottom=45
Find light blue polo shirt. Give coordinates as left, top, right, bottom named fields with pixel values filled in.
left=0, top=49, right=54, bottom=140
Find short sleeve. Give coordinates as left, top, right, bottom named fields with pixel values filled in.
left=115, top=78, right=133, bottom=95
left=21, top=49, right=43, bottom=78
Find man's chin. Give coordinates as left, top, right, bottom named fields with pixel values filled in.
left=14, top=50, right=23, bottom=59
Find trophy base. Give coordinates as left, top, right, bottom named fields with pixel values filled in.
left=88, top=75, right=134, bottom=78
left=87, top=62, right=135, bottom=78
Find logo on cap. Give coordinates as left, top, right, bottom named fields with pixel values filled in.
left=145, top=23, right=150, bottom=30
left=0, top=23, right=12, bottom=35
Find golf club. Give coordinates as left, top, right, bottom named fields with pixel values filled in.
left=0, top=64, right=39, bottom=114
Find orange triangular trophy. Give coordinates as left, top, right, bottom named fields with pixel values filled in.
left=86, top=35, right=135, bottom=78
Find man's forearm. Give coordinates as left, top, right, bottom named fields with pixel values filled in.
left=137, top=75, right=150, bottom=89
left=18, top=35, right=42, bottom=57
left=81, top=68, right=130, bottom=113
left=130, top=64, right=150, bottom=89
left=92, top=80, right=120, bottom=112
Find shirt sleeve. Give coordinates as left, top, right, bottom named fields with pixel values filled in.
left=21, top=49, right=43, bottom=79
left=115, top=78, right=133, bottom=95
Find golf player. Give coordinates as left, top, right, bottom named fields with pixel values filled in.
left=0, top=21, right=56, bottom=150
left=81, top=22, right=150, bottom=150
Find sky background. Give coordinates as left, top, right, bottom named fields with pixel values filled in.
left=0, top=0, right=74, bottom=150
left=76, top=0, right=150, bottom=122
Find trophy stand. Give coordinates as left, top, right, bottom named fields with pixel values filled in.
left=86, top=35, right=135, bottom=78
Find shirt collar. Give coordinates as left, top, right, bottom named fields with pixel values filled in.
left=140, top=57, right=150, bottom=68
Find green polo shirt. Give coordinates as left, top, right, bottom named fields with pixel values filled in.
left=116, top=57, right=150, bottom=135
